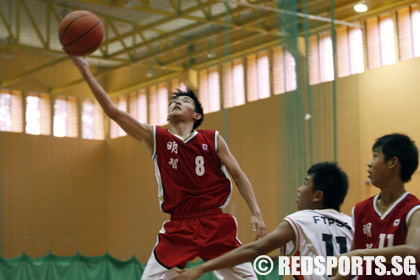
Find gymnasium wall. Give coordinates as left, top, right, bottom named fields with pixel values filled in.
left=0, top=135, right=108, bottom=258
left=337, top=56, right=420, bottom=206
left=1, top=56, right=420, bottom=263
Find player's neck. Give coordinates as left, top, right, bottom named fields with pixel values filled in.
left=376, top=184, right=406, bottom=212
left=169, top=122, right=195, bottom=139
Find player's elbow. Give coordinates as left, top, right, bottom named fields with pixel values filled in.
left=231, top=172, right=248, bottom=188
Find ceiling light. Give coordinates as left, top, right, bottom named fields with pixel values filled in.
left=207, top=50, right=216, bottom=58
left=354, top=1, right=368, bottom=13
left=147, top=67, right=155, bottom=78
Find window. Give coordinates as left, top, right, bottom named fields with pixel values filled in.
left=366, top=13, right=396, bottom=69
left=81, top=98, right=105, bottom=140
left=272, top=46, right=297, bottom=94
left=336, top=26, right=365, bottom=77
left=222, top=59, right=245, bottom=108
left=198, top=66, right=220, bottom=113
left=0, top=92, right=12, bottom=132
left=308, top=33, right=335, bottom=85
left=170, top=78, right=187, bottom=93
left=247, top=51, right=270, bottom=101
left=397, top=5, right=420, bottom=60
left=149, top=82, right=169, bottom=126
left=129, top=88, right=148, bottom=123
left=0, top=89, right=23, bottom=132
left=26, top=92, right=51, bottom=135
left=110, top=95, right=128, bottom=138
left=53, top=96, right=78, bottom=138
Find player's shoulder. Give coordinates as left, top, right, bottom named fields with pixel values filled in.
left=284, top=210, right=311, bottom=224
left=285, top=209, right=353, bottom=230
left=405, top=193, right=420, bottom=204
left=399, top=193, right=420, bottom=217
left=287, top=209, right=350, bottom=221
left=313, top=209, right=352, bottom=221
left=155, top=125, right=167, bottom=133
left=354, top=195, right=375, bottom=209
left=195, top=129, right=218, bottom=141
left=196, top=129, right=217, bottom=135
left=155, top=126, right=175, bottom=141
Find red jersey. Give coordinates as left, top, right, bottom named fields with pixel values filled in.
left=152, top=126, right=232, bottom=215
left=353, top=192, right=420, bottom=279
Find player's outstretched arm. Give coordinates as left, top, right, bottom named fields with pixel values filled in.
left=66, top=51, right=153, bottom=151
left=215, top=134, right=266, bottom=239
left=331, top=241, right=356, bottom=280
left=343, top=209, right=420, bottom=261
left=332, top=209, right=420, bottom=280
left=173, top=222, right=295, bottom=280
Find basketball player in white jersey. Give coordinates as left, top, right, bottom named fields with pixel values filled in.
left=173, top=161, right=354, bottom=280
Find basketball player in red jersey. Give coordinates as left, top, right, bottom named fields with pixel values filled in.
left=173, top=161, right=353, bottom=280
left=334, top=133, right=420, bottom=279
left=66, top=52, right=266, bottom=280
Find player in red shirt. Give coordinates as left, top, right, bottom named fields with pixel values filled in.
left=67, top=53, right=266, bottom=280
left=172, top=161, right=352, bottom=280
left=334, top=133, right=420, bottom=279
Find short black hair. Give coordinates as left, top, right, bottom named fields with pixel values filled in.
left=170, top=88, right=204, bottom=129
left=308, top=162, right=349, bottom=211
left=373, top=133, right=419, bottom=183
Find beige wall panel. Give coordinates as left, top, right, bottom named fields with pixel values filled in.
left=2, top=134, right=53, bottom=258
left=106, top=136, right=169, bottom=262
left=357, top=58, right=420, bottom=199
left=1, top=133, right=28, bottom=258
left=0, top=133, right=108, bottom=258
left=50, top=137, right=83, bottom=257
left=77, top=139, right=108, bottom=257
left=336, top=75, right=363, bottom=215
left=226, top=99, right=280, bottom=244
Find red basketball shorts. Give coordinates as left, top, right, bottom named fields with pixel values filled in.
left=154, top=209, right=242, bottom=268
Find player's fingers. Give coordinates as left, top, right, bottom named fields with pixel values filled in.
left=174, top=267, right=182, bottom=274
left=259, top=224, right=267, bottom=236
left=255, top=224, right=267, bottom=239
left=253, top=225, right=260, bottom=240
left=63, top=48, right=74, bottom=57
left=251, top=222, right=257, bottom=233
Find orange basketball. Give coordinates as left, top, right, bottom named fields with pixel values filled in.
left=58, top=10, right=104, bottom=56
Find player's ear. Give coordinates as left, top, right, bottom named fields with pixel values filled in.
left=388, top=156, right=399, bottom=168
left=313, top=190, right=324, bottom=203
left=193, top=112, right=202, bottom=121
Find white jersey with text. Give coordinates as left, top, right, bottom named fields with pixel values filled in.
left=282, top=209, right=354, bottom=280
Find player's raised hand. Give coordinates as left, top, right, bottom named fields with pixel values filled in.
left=64, top=49, right=90, bottom=74
left=251, top=213, right=267, bottom=240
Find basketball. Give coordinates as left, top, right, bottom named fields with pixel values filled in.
left=58, top=10, right=104, bottom=56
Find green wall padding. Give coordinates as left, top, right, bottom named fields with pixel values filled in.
left=0, top=253, right=282, bottom=280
